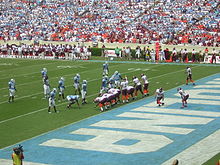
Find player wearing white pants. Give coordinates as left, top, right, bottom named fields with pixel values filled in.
left=81, top=80, right=87, bottom=104
left=8, top=79, right=16, bottom=103
left=48, top=88, right=57, bottom=113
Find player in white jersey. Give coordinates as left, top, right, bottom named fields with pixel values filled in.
left=133, top=76, right=143, bottom=98
left=186, top=67, right=195, bottom=85
left=126, top=85, right=135, bottom=101
left=120, top=78, right=128, bottom=103
left=81, top=80, right=87, bottom=104
left=66, top=95, right=80, bottom=109
left=48, top=88, right=58, bottom=113
left=58, top=77, right=65, bottom=101
left=8, top=79, right=16, bottom=103
left=155, top=87, right=164, bottom=106
left=177, top=88, right=189, bottom=108
left=141, top=73, right=149, bottom=96
left=43, top=75, right=50, bottom=99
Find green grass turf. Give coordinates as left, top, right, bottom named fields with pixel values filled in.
left=0, top=58, right=220, bottom=150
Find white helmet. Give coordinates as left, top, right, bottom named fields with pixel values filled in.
left=10, top=79, right=15, bottom=83
left=114, top=71, right=118, bottom=75
left=76, top=95, right=80, bottom=100
left=76, top=73, right=80, bottom=77
left=105, top=61, right=108, bottom=64
left=53, top=88, right=57, bottom=92
left=60, top=77, right=64, bottom=81
left=43, top=68, right=47, bottom=72
left=83, top=80, right=87, bottom=84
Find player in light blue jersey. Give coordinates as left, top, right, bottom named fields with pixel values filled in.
left=58, top=77, right=65, bottom=101
left=103, top=61, right=109, bottom=76
left=48, top=88, right=58, bottom=113
left=99, top=76, right=108, bottom=95
left=43, top=75, right=50, bottom=98
left=66, top=95, right=80, bottom=109
left=41, top=68, right=47, bottom=80
left=81, top=80, right=87, bottom=104
left=8, top=79, right=16, bottom=103
left=73, top=73, right=81, bottom=95
left=112, top=71, right=122, bottom=88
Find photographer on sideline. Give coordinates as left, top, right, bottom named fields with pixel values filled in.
left=12, top=145, right=24, bottom=165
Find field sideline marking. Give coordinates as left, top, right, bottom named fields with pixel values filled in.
left=1, top=71, right=219, bottom=151
left=0, top=65, right=198, bottom=123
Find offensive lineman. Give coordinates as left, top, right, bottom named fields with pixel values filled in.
left=81, top=80, right=87, bottom=104
left=133, top=76, right=143, bottom=98
left=155, top=87, right=164, bottom=106
left=177, top=88, right=189, bottom=108
left=8, top=79, right=16, bottom=103
left=141, top=73, right=149, bottom=96
left=120, top=78, right=128, bottom=103
left=73, top=73, right=81, bottom=95
left=48, top=88, right=58, bottom=113
left=186, top=67, right=195, bottom=85
left=58, top=77, right=65, bottom=102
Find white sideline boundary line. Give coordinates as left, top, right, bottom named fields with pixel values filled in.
left=1, top=71, right=219, bottom=151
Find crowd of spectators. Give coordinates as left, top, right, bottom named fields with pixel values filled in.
left=0, top=0, right=219, bottom=46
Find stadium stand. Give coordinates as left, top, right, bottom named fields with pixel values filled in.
left=0, top=0, right=219, bottom=46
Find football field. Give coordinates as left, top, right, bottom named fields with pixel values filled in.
left=0, top=58, right=220, bottom=164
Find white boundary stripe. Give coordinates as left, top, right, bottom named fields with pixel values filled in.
left=1, top=72, right=219, bottom=151
left=162, top=129, right=220, bottom=165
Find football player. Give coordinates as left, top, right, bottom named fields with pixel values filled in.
left=133, top=76, right=143, bottom=98
left=99, top=76, right=108, bottom=95
left=73, top=73, right=81, bottom=95
left=81, top=80, right=87, bottom=104
left=41, top=68, right=47, bottom=81
left=58, top=77, right=65, bottom=102
left=112, top=71, right=122, bottom=88
left=66, top=95, right=80, bottom=109
left=120, top=78, right=128, bottom=103
left=103, top=61, right=109, bottom=76
left=43, top=75, right=50, bottom=99
left=48, top=88, right=58, bottom=113
left=155, top=87, right=164, bottom=106
left=186, top=67, right=195, bottom=85
left=177, top=88, right=189, bottom=108
left=8, top=79, right=16, bottom=103
left=127, top=85, right=135, bottom=101
left=141, top=73, right=149, bottom=96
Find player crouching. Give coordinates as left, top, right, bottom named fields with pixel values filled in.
left=66, top=95, right=80, bottom=109
left=155, top=88, right=165, bottom=106
left=177, top=88, right=189, bottom=108
left=126, top=85, right=135, bottom=101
